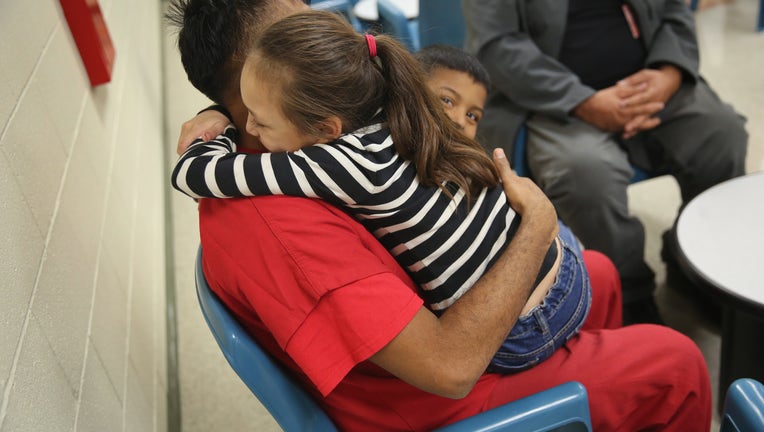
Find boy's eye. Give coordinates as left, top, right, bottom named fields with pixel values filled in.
left=467, top=111, right=481, bottom=123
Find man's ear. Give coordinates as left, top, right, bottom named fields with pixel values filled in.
left=314, top=116, right=343, bottom=143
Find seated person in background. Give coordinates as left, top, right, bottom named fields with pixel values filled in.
left=462, top=0, right=748, bottom=325
left=173, top=11, right=592, bottom=374
left=166, top=0, right=712, bottom=430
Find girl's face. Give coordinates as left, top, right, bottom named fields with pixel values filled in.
left=426, top=68, right=487, bottom=140
left=240, top=60, right=319, bottom=153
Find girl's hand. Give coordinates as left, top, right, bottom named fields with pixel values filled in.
left=176, top=109, right=232, bottom=155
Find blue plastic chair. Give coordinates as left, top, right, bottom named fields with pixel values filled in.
left=195, top=246, right=593, bottom=431
left=376, top=0, right=420, bottom=51
left=418, top=0, right=466, bottom=49
left=376, top=0, right=467, bottom=51
left=511, top=126, right=530, bottom=178
left=311, top=0, right=364, bottom=32
left=721, top=378, right=764, bottom=432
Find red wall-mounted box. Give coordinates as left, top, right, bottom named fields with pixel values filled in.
left=59, top=0, right=115, bottom=86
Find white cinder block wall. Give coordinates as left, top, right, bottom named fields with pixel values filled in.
left=0, top=0, right=168, bottom=431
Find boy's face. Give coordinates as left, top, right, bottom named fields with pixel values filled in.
left=426, top=68, right=487, bottom=140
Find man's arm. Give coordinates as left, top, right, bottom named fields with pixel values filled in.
left=463, top=0, right=595, bottom=120
left=370, top=149, right=558, bottom=398
left=642, top=0, right=700, bottom=82
left=605, top=0, right=699, bottom=137
left=202, top=149, right=556, bottom=398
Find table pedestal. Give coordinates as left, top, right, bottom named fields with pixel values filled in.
left=674, top=172, right=764, bottom=412
left=719, top=305, right=764, bottom=411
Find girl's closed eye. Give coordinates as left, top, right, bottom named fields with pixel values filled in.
left=248, top=116, right=265, bottom=129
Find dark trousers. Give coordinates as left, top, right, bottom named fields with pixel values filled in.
left=526, top=80, right=747, bottom=302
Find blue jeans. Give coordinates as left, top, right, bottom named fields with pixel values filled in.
left=487, top=223, right=592, bottom=373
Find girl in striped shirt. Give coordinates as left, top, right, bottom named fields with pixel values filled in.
left=172, top=10, right=591, bottom=373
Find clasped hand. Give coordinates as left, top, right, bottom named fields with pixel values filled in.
left=573, top=65, right=682, bottom=139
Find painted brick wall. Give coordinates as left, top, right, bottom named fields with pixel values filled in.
left=0, top=0, right=168, bottom=430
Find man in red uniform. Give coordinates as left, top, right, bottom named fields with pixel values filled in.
left=166, top=0, right=712, bottom=430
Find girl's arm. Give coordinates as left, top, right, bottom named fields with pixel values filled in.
left=171, top=126, right=365, bottom=206
left=171, top=126, right=304, bottom=199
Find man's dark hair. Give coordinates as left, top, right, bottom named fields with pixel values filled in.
left=414, top=44, right=491, bottom=92
left=165, top=0, right=275, bottom=104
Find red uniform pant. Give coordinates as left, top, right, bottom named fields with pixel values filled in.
left=485, top=250, right=712, bottom=431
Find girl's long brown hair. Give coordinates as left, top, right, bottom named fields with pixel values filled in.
left=248, top=10, right=499, bottom=199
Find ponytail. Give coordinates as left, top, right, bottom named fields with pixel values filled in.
left=250, top=10, right=499, bottom=200
left=374, top=34, right=499, bottom=199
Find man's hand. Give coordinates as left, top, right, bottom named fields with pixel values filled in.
left=619, top=66, right=682, bottom=107
left=618, top=66, right=682, bottom=139
left=368, top=150, right=561, bottom=399
left=573, top=85, right=664, bottom=133
left=493, top=149, right=558, bottom=240
left=176, top=110, right=232, bottom=155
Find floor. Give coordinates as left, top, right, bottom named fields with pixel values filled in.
left=163, top=1, right=764, bottom=430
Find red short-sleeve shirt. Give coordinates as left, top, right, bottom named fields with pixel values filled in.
left=199, top=195, right=500, bottom=431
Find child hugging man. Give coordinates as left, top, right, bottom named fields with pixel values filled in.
left=172, top=12, right=591, bottom=374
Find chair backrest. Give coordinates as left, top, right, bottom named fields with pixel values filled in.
left=377, top=0, right=420, bottom=51
left=418, top=0, right=466, bottom=49
left=511, top=126, right=530, bottom=177
left=194, top=247, right=338, bottom=432
left=720, top=378, right=764, bottom=432
left=311, top=0, right=364, bottom=32
left=433, top=381, right=592, bottom=432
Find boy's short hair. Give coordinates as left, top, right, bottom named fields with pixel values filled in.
left=414, top=45, right=491, bottom=92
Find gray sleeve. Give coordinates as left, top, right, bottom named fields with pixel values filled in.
left=642, top=0, right=700, bottom=81
left=462, top=0, right=595, bottom=119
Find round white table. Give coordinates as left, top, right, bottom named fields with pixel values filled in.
left=676, top=171, right=764, bottom=409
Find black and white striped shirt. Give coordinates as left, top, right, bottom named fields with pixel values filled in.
left=173, top=123, right=542, bottom=311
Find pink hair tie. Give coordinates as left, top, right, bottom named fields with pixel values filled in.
left=365, top=34, right=377, bottom=59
